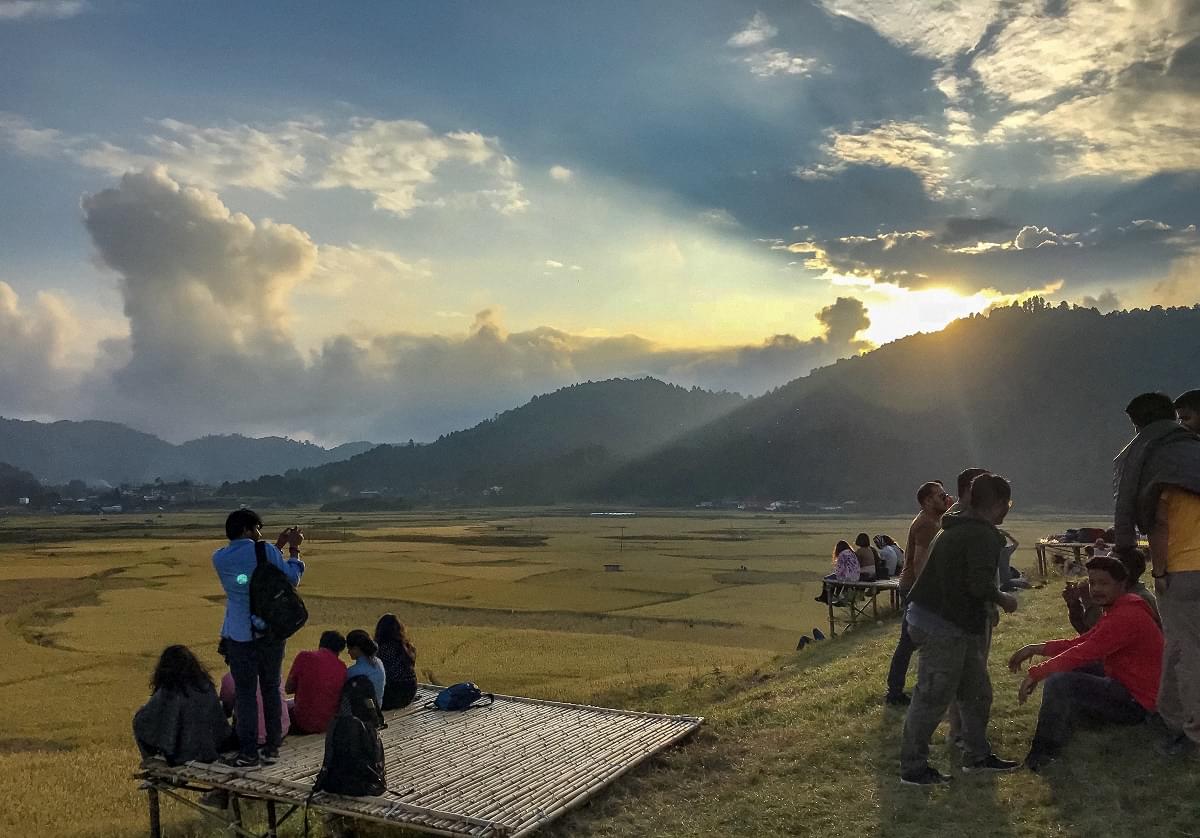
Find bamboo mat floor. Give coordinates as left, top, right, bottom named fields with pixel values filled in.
left=141, top=685, right=703, bottom=837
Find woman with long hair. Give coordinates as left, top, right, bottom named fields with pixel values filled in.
left=815, top=539, right=862, bottom=605
left=345, top=629, right=386, bottom=708
left=374, top=613, right=418, bottom=710
left=133, top=645, right=230, bottom=765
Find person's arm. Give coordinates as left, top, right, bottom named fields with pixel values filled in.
left=265, top=542, right=305, bottom=585
left=1113, top=439, right=1143, bottom=550
left=1150, top=493, right=1170, bottom=595
left=285, top=655, right=301, bottom=695
left=1028, top=615, right=1131, bottom=683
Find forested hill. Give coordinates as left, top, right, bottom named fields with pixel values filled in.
left=230, top=378, right=745, bottom=502
left=0, top=418, right=374, bottom=485
left=588, top=302, right=1200, bottom=509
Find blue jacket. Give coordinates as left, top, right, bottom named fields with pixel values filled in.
left=213, top=539, right=304, bottom=641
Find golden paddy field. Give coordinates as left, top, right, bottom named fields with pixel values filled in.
left=0, top=509, right=1062, bottom=836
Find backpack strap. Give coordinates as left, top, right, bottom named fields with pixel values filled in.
left=470, top=693, right=495, bottom=709
left=254, top=539, right=267, bottom=565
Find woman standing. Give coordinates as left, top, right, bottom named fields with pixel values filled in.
left=374, top=613, right=419, bottom=710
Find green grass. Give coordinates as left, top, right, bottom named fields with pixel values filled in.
left=0, top=508, right=1137, bottom=837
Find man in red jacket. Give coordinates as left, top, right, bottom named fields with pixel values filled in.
left=1009, top=555, right=1163, bottom=771
left=286, top=630, right=348, bottom=735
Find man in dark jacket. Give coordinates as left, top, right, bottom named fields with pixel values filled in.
left=1009, top=555, right=1163, bottom=771
left=899, top=474, right=1020, bottom=785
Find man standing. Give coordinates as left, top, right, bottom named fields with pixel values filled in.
left=214, top=509, right=304, bottom=767
left=1009, top=555, right=1163, bottom=771
left=885, top=481, right=951, bottom=706
left=899, top=474, right=1020, bottom=784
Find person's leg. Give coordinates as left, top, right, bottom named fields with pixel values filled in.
left=1158, top=572, right=1200, bottom=744
left=947, top=616, right=992, bottom=745
left=1031, top=671, right=1144, bottom=755
left=226, top=640, right=261, bottom=758
left=955, top=633, right=995, bottom=767
left=900, top=626, right=965, bottom=778
left=255, top=636, right=287, bottom=752
left=886, top=613, right=915, bottom=701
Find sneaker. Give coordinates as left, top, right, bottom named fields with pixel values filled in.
left=260, top=747, right=280, bottom=765
left=884, top=692, right=911, bottom=707
left=900, top=766, right=952, bottom=786
left=220, top=752, right=260, bottom=769
left=1157, top=732, right=1197, bottom=757
left=962, top=754, right=1021, bottom=773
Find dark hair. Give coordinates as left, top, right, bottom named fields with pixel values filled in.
left=374, top=613, right=416, bottom=658
left=346, top=629, right=378, bottom=658
left=854, top=532, right=870, bottom=548
left=1086, top=555, right=1129, bottom=583
left=1175, top=390, right=1200, bottom=412
left=916, top=480, right=944, bottom=505
left=1116, top=548, right=1147, bottom=584
left=1125, top=392, right=1176, bottom=429
left=957, top=468, right=989, bottom=498
left=833, top=540, right=852, bottom=557
left=225, top=508, right=263, bottom=541
left=968, top=473, right=1011, bottom=511
left=319, top=630, right=346, bottom=654
left=150, top=644, right=214, bottom=695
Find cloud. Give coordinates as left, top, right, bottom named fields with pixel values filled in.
left=797, top=122, right=954, bottom=198
left=728, top=11, right=777, bottom=48
left=0, top=0, right=85, bottom=20
left=818, top=0, right=1002, bottom=61
left=742, top=49, right=820, bottom=78
left=1078, top=289, right=1122, bottom=312
left=549, top=164, right=574, bottom=181
left=0, top=281, right=82, bottom=414
left=0, top=112, right=527, bottom=217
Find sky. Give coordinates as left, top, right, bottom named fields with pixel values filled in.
left=1, top=0, right=1198, bottom=444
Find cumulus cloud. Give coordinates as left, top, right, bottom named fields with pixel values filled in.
left=743, top=49, right=820, bottom=78
left=549, top=165, right=574, bottom=181
left=0, top=281, right=82, bottom=414
left=797, top=122, right=954, bottom=198
left=0, top=112, right=527, bottom=218
left=0, top=0, right=85, bottom=20
left=818, top=0, right=1001, bottom=61
left=728, top=11, right=777, bottom=47
left=1078, top=289, right=1122, bottom=312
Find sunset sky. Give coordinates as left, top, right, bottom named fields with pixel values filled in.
left=2, top=0, right=1198, bottom=443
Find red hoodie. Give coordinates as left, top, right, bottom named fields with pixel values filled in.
left=1029, top=593, right=1164, bottom=711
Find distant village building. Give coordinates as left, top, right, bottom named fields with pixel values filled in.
left=17, top=497, right=29, bottom=506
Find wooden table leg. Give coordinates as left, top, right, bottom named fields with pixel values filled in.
left=826, top=580, right=836, bottom=638
left=147, top=787, right=161, bottom=838
left=267, top=800, right=278, bottom=838
left=872, top=589, right=879, bottom=621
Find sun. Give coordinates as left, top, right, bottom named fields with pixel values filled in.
left=857, top=285, right=998, bottom=346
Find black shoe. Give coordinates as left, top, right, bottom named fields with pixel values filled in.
left=884, top=692, right=911, bottom=707
left=900, top=766, right=952, bottom=786
left=814, top=592, right=829, bottom=604
left=260, top=747, right=280, bottom=765
left=796, top=636, right=812, bottom=650
left=1024, top=749, right=1058, bottom=773
left=813, top=628, right=826, bottom=641
left=220, top=752, right=260, bottom=768
left=962, top=753, right=1021, bottom=773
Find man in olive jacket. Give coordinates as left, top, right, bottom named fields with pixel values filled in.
left=899, top=473, right=1021, bottom=785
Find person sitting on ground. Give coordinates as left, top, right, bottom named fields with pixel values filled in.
left=218, top=637, right=289, bottom=749
left=345, top=629, right=386, bottom=704
left=875, top=535, right=903, bottom=577
left=374, top=614, right=419, bottom=711
left=1009, top=555, right=1164, bottom=771
left=1063, top=548, right=1162, bottom=634
left=1176, top=389, right=1200, bottom=434
left=133, top=645, right=231, bottom=766
left=286, top=630, right=348, bottom=735
left=815, top=540, right=860, bottom=604
left=853, top=532, right=880, bottom=581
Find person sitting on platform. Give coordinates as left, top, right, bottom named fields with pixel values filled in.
left=345, top=629, right=387, bottom=704
left=1010, top=555, right=1164, bottom=771
left=218, top=637, right=289, bottom=749
left=815, top=540, right=860, bottom=604
left=374, top=613, right=419, bottom=711
left=875, top=535, right=903, bottom=577
left=286, top=630, right=347, bottom=735
left=854, top=532, right=880, bottom=581
left=133, top=645, right=231, bottom=766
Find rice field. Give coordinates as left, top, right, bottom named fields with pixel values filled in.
left=0, top=507, right=1065, bottom=836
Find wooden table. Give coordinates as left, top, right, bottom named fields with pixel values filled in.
left=1034, top=540, right=1147, bottom=577
left=822, top=578, right=901, bottom=637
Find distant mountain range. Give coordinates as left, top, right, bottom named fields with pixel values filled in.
left=0, top=418, right=375, bottom=485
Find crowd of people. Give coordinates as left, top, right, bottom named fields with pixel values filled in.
left=888, top=388, right=1200, bottom=784
left=133, top=509, right=418, bottom=768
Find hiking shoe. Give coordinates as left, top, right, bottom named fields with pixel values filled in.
left=1157, top=732, right=1197, bottom=757
left=962, top=754, right=1021, bottom=773
left=1024, top=749, right=1058, bottom=773
left=900, top=766, right=952, bottom=786
left=884, top=692, right=911, bottom=707
left=260, top=747, right=280, bottom=765
left=220, top=753, right=259, bottom=768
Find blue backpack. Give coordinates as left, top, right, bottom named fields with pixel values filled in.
left=427, top=682, right=495, bottom=711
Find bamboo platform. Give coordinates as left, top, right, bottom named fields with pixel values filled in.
left=137, top=685, right=703, bottom=838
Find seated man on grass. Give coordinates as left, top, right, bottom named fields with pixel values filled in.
left=1009, top=555, right=1164, bottom=771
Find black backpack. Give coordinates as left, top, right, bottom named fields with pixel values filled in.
left=313, top=676, right=386, bottom=797
left=249, top=541, right=308, bottom=640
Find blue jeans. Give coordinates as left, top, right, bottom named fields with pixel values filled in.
left=1032, top=667, right=1145, bottom=752
left=225, top=636, right=286, bottom=756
